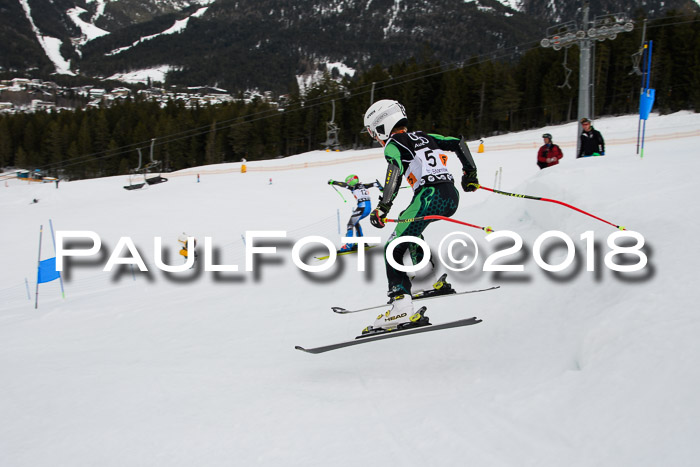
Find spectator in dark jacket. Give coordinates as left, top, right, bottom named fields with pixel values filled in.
left=537, top=133, right=563, bottom=169
left=578, top=117, right=605, bottom=158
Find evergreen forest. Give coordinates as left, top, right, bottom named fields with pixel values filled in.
left=1, top=13, right=698, bottom=180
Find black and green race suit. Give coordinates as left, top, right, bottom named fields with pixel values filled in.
left=378, top=130, right=477, bottom=298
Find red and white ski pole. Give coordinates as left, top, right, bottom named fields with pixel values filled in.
left=478, top=185, right=626, bottom=230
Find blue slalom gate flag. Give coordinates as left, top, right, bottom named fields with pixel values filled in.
left=639, top=88, right=655, bottom=120
left=38, top=257, right=60, bottom=284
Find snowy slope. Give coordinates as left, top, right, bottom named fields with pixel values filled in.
left=18, top=0, right=75, bottom=75
left=105, top=5, right=211, bottom=57
left=1, top=112, right=700, bottom=466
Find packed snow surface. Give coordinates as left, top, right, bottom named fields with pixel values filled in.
left=2, top=112, right=700, bottom=466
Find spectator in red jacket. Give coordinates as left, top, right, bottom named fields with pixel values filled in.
left=537, top=133, right=563, bottom=169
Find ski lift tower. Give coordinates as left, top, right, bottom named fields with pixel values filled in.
left=540, top=2, right=633, bottom=153
left=322, top=100, right=340, bottom=149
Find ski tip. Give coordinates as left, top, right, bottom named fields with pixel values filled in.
left=295, top=345, right=327, bottom=354
left=331, top=306, right=349, bottom=314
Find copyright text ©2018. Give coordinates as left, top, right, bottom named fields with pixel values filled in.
left=54, top=230, right=647, bottom=274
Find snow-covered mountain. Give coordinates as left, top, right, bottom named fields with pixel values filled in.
left=4, top=0, right=214, bottom=76
left=2, top=0, right=697, bottom=91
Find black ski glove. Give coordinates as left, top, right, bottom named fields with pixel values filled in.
left=370, top=202, right=391, bottom=228
left=461, top=170, right=479, bottom=192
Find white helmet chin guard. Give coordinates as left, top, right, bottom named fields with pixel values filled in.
left=363, top=99, right=407, bottom=141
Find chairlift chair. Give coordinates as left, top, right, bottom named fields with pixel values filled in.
left=123, top=148, right=147, bottom=190
left=144, top=138, right=168, bottom=186
left=322, top=100, right=341, bottom=149
left=123, top=139, right=168, bottom=190
left=144, top=160, right=168, bottom=185
left=123, top=173, right=146, bottom=190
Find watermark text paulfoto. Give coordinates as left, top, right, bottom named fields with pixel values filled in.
left=55, top=230, right=648, bottom=274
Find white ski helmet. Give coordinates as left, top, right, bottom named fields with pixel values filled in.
left=363, top=99, right=407, bottom=141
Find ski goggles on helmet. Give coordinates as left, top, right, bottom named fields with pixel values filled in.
left=365, top=125, right=376, bottom=139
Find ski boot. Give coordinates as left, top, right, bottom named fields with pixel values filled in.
left=360, top=295, right=429, bottom=336
left=338, top=243, right=358, bottom=253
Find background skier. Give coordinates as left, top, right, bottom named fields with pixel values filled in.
left=178, top=233, right=198, bottom=268
left=328, top=175, right=382, bottom=252
left=363, top=99, right=479, bottom=335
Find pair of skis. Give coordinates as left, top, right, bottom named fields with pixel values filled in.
left=295, top=285, right=499, bottom=354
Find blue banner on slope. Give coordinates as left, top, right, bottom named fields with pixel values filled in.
left=38, top=257, right=60, bottom=284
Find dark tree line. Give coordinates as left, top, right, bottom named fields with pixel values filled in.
left=1, top=13, right=698, bottom=179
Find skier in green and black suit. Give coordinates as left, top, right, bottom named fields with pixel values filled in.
left=362, top=99, right=479, bottom=334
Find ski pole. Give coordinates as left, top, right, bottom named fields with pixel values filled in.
left=329, top=182, right=347, bottom=203
left=477, top=185, right=626, bottom=230
left=385, top=215, right=494, bottom=233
